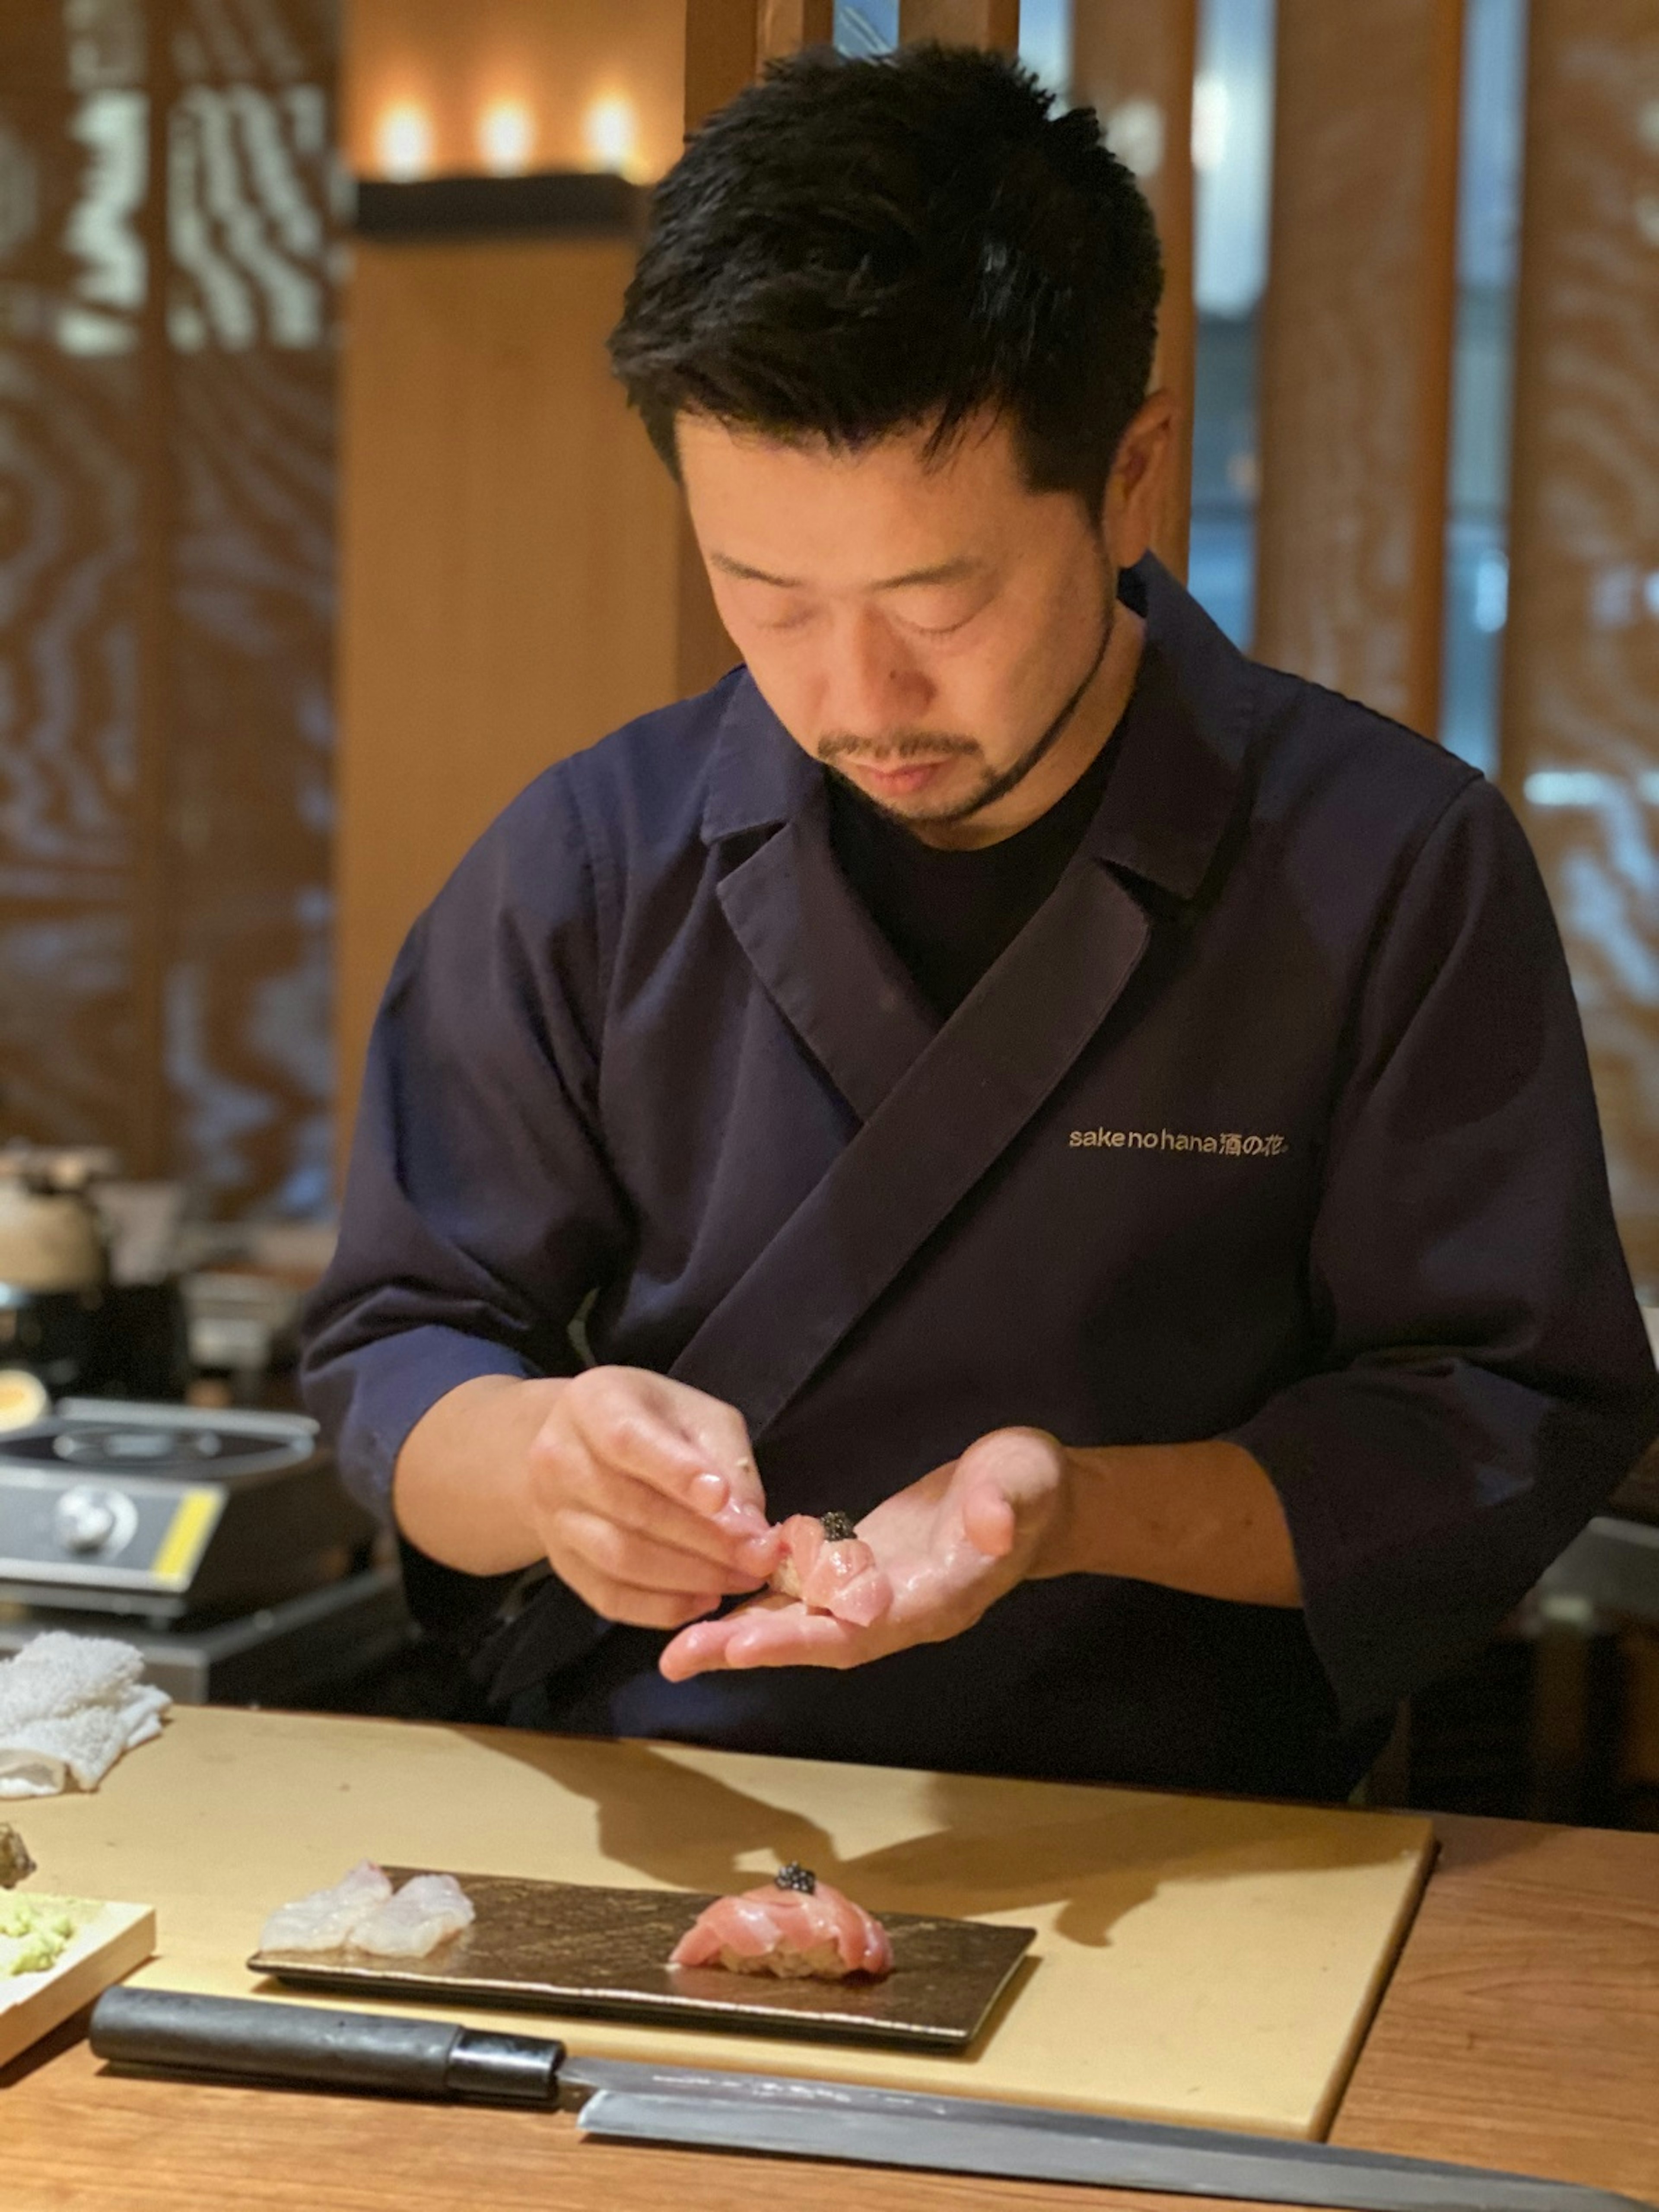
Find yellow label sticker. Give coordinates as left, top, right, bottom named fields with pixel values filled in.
left=151, top=1488, right=222, bottom=1584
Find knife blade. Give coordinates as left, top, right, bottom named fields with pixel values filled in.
left=88, top=1989, right=1653, bottom=2212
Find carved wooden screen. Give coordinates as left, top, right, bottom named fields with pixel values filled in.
left=0, top=0, right=336, bottom=1214
left=1499, top=0, right=1659, bottom=1290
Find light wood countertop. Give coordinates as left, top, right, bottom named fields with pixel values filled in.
left=1, top=1708, right=1656, bottom=2212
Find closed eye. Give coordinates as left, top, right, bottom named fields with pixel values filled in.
left=892, top=599, right=986, bottom=639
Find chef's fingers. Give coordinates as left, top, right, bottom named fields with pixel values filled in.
left=557, top=1510, right=764, bottom=1602
left=656, top=1617, right=733, bottom=1680
left=658, top=1593, right=797, bottom=1679
left=671, top=1388, right=769, bottom=1519
left=663, top=1605, right=868, bottom=1678
left=961, top=1478, right=1017, bottom=1558
left=585, top=1464, right=781, bottom=1581
left=726, top=1608, right=866, bottom=1669
left=562, top=1566, right=731, bottom=1633
left=558, top=1369, right=766, bottom=1526
left=953, top=1427, right=1064, bottom=1555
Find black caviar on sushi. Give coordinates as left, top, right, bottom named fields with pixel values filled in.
left=819, top=1511, right=858, bottom=1541
left=774, top=1862, right=818, bottom=1893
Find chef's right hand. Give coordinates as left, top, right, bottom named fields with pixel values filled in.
left=511, top=1368, right=780, bottom=1630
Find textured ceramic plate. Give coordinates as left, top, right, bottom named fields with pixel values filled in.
left=250, top=1867, right=1036, bottom=2051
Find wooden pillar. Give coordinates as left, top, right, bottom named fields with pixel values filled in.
left=899, top=0, right=1020, bottom=51
left=1069, top=0, right=1198, bottom=578
left=1253, top=0, right=1463, bottom=734
left=1498, top=0, right=1659, bottom=1288
left=760, top=0, right=836, bottom=59
left=683, top=0, right=761, bottom=132
left=675, top=1, right=833, bottom=698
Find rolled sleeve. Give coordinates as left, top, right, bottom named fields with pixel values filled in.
left=1231, top=778, right=1659, bottom=1723
left=300, top=776, right=629, bottom=1523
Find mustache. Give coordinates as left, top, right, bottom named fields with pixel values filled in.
left=816, top=732, right=982, bottom=766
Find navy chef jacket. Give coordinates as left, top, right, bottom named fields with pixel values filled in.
left=301, top=556, right=1659, bottom=1801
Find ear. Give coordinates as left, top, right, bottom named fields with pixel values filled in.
left=1099, top=391, right=1176, bottom=569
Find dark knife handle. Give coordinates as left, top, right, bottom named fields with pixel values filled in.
left=89, top=1987, right=565, bottom=2106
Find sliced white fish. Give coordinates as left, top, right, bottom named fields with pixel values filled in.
left=347, top=1872, right=475, bottom=1959
left=258, top=1859, right=392, bottom=1953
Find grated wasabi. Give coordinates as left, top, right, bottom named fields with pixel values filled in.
left=0, top=1894, right=79, bottom=1978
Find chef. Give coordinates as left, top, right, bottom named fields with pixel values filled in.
left=301, top=44, right=1659, bottom=1801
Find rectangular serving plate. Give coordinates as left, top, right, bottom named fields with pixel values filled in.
left=0, top=1896, right=156, bottom=2071
left=250, top=1867, right=1036, bottom=2052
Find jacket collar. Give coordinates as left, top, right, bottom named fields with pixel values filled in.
left=700, top=553, right=1252, bottom=902
left=1085, top=555, right=1252, bottom=903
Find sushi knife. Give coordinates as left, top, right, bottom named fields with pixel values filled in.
left=89, top=1987, right=1653, bottom=2212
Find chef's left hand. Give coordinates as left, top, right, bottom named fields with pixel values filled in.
left=657, top=1427, right=1071, bottom=1680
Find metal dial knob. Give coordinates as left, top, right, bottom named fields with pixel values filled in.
left=54, top=1485, right=123, bottom=1554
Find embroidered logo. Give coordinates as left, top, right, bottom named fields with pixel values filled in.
left=1069, top=1127, right=1286, bottom=1157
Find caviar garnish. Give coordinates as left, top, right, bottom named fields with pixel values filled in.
left=774, top=1862, right=817, bottom=1894
left=820, top=1511, right=857, bottom=1542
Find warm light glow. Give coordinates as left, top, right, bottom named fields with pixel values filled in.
left=583, top=92, right=639, bottom=178
left=376, top=101, right=434, bottom=181
left=478, top=98, right=535, bottom=176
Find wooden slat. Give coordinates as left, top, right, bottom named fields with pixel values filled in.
left=1253, top=0, right=1463, bottom=734
left=898, top=0, right=1020, bottom=53
left=1068, top=0, right=1198, bottom=578
left=760, top=0, right=836, bottom=61
left=675, top=0, right=833, bottom=700
left=683, top=0, right=760, bottom=133
left=1498, top=0, right=1659, bottom=1290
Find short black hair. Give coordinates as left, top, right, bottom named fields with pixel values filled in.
left=608, top=43, right=1163, bottom=518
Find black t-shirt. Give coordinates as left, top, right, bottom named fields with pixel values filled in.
left=825, top=694, right=1124, bottom=1018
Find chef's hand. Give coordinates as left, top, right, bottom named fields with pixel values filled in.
left=657, top=1427, right=1070, bottom=1680
left=510, top=1368, right=782, bottom=1630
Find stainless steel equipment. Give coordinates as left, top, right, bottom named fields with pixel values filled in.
left=0, top=1398, right=409, bottom=1707
left=0, top=1398, right=373, bottom=1623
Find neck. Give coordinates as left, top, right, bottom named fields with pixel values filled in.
left=912, top=601, right=1146, bottom=852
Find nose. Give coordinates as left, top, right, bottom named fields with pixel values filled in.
left=815, top=606, right=934, bottom=743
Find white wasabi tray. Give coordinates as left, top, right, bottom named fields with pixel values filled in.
left=0, top=1895, right=156, bottom=2070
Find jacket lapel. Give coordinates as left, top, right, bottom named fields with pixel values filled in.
left=675, top=559, right=1252, bottom=1440
left=673, top=856, right=1152, bottom=1435
left=716, top=796, right=940, bottom=1126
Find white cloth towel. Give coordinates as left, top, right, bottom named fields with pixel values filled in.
left=0, top=1632, right=171, bottom=1798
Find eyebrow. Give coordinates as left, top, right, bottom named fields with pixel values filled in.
left=708, top=553, right=984, bottom=591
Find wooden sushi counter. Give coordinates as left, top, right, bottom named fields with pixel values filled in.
left=2, top=1704, right=1658, bottom=2211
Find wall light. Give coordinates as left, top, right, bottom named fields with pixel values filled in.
left=582, top=93, right=640, bottom=179
left=478, top=98, right=535, bottom=176
left=376, top=101, right=434, bottom=181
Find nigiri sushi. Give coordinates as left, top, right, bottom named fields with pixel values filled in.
left=257, top=1859, right=393, bottom=1953
left=670, top=1862, right=893, bottom=1980
left=347, top=1872, right=475, bottom=1958
left=770, top=1512, right=893, bottom=1628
